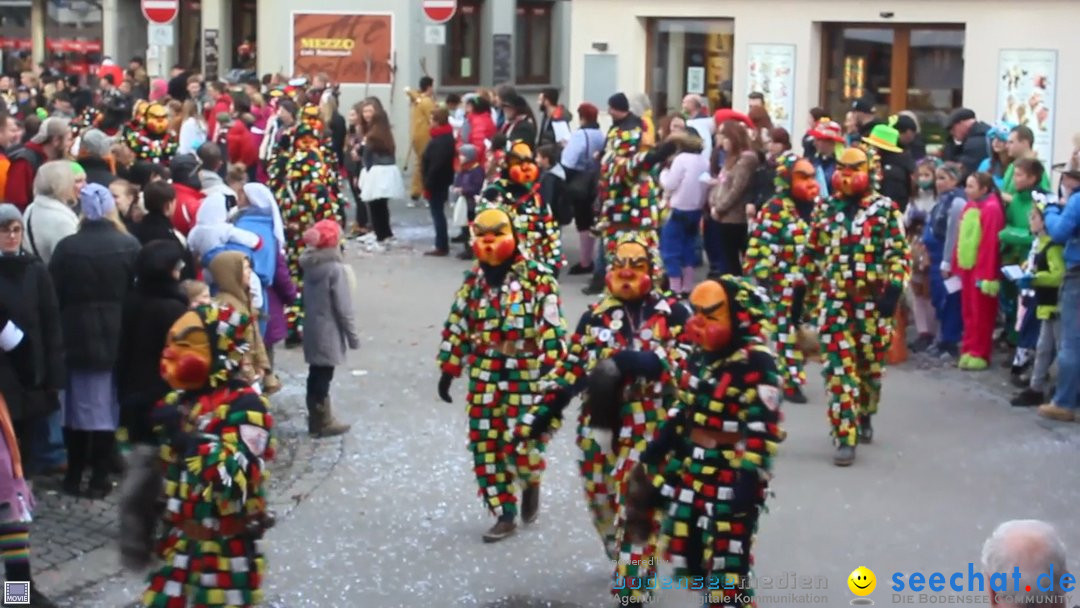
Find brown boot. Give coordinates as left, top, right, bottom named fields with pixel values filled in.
left=521, top=483, right=540, bottom=524
left=263, top=372, right=282, bottom=395
left=482, top=517, right=517, bottom=543
left=307, top=396, right=351, bottom=437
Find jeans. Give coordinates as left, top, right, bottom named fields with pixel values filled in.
left=306, top=365, right=335, bottom=401
left=1051, top=270, right=1080, bottom=409
left=703, top=218, right=747, bottom=277
left=928, top=262, right=962, bottom=346
left=429, top=187, right=449, bottom=251
left=34, top=409, right=66, bottom=472
left=592, top=234, right=606, bottom=281
left=660, top=209, right=703, bottom=277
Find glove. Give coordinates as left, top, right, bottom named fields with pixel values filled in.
left=513, top=390, right=571, bottom=443
left=437, top=372, right=454, bottom=403
left=875, top=284, right=902, bottom=319
left=644, top=140, right=679, bottom=167
left=611, top=350, right=663, bottom=381
left=1017, top=273, right=1034, bottom=290
left=790, top=285, right=807, bottom=324
left=979, top=280, right=1000, bottom=297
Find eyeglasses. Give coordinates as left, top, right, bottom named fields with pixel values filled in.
left=0, top=226, right=22, bottom=236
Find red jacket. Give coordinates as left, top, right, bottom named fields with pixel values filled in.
left=205, top=96, right=234, bottom=141
left=466, top=111, right=496, bottom=160
left=227, top=122, right=259, bottom=168
left=171, top=182, right=205, bottom=236
left=4, top=141, right=47, bottom=210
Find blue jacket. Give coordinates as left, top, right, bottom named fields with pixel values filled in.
left=223, top=213, right=277, bottom=287
left=1044, top=190, right=1080, bottom=270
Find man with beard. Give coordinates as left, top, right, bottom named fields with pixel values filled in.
left=436, top=201, right=567, bottom=543
left=512, top=233, right=688, bottom=603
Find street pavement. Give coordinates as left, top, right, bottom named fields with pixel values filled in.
left=56, top=204, right=1080, bottom=608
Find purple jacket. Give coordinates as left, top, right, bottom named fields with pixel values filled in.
left=454, top=165, right=485, bottom=198
left=264, top=249, right=297, bottom=346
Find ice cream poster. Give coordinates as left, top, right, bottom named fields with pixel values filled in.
left=746, top=43, right=796, bottom=132
left=997, top=49, right=1056, bottom=164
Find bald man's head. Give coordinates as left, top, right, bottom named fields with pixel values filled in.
left=981, top=520, right=1069, bottom=607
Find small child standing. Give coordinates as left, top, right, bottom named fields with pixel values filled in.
left=954, top=172, right=1005, bottom=371
left=925, top=163, right=967, bottom=358
left=179, top=279, right=211, bottom=307
left=906, top=216, right=935, bottom=351
left=300, top=220, right=358, bottom=438
left=536, top=144, right=569, bottom=227
left=906, top=158, right=938, bottom=227
left=1010, top=202, right=1064, bottom=406
left=1003, top=158, right=1048, bottom=379
left=450, top=143, right=486, bottom=259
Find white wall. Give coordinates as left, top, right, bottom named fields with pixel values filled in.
left=569, top=0, right=1080, bottom=164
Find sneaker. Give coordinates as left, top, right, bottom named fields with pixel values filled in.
left=1036, top=403, right=1076, bottom=422
left=859, top=415, right=873, bottom=444
left=482, top=519, right=517, bottom=543
left=939, top=343, right=960, bottom=359
left=960, top=356, right=988, bottom=371
left=1010, top=388, right=1044, bottom=407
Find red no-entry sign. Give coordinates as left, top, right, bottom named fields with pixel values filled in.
left=142, top=0, right=179, bottom=24
left=422, top=0, right=457, bottom=24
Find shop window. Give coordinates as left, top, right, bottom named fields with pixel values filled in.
left=178, top=0, right=202, bottom=71
left=44, top=0, right=103, bottom=80
left=515, top=1, right=552, bottom=85
left=442, top=0, right=482, bottom=86
left=231, top=0, right=257, bottom=70
left=0, top=4, right=33, bottom=75
left=823, top=23, right=964, bottom=144
left=646, top=19, right=734, bottom=118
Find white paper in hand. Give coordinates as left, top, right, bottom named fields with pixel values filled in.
left=944, top=275, right=963, bottom=294
left=1001, top=265, right=1025, bottom=282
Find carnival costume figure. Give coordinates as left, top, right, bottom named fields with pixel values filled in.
left=139, top=303, right=275, bottom=607
left=481, top=141, right=564, bottom=272
left=123, top=101, right=178, bottom=165
left=743, top=152, right=820, bottom=404
left=512, top=232, right=688, bottom=603
left=800, top=147, right=910, bottom=466
left=436, top=201, right=567, bottom=543
left=625, top=277, right=781, bottom=607
left=275, top=124, right=341, bottom=343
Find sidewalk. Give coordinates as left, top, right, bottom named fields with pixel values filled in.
left=33, top=365, right=347, bottom=605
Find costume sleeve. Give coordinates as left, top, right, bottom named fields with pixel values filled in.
left=797, top=207, right=827, bottom=320
left=882, top=203, right=911, bottom=291
left=975, top=202, right=1006, bottom=283
left=183, top=392, right=275, bottom=516
left=540, top=310, right=596, bottom=395
left=743, top=201, right=782, bottom=281
left=739, top=348, right=783, bottom=477
left=1033, top=243, right=1065, bottom=288
left=437, top=273, right=474, bottom=377
left=941, top=196, right=966, bottom=272
left=999, top=224, right=1034, bottom=251
left=227, top=226, right=262, bottom=250
left=1045, top=194, right=1080, bottom=245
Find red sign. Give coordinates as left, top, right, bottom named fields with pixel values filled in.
left=141, top=0, right=179, bottom=24
left=422, top=0, right=457, bottom=24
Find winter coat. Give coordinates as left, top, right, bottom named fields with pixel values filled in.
left=708, top=150, right=759, bottom=223
left=944, top=121, right=991, bottom=176
left=187, top=192, right=262, bottom=267
left=207, top=251, right=271, bottom=378
left=0, top=252, right=64, bottom=421
left=264, top=249, right=296, bottom=347
left=300, top=247, right=359, bottom=367
left=4, top=141, right=48, bottom=210
left=454, top=164, right=485, bottom=199
left=78, top=156, right=116, bottom=187
left=422, top=125, right=457, bottom=194
left=226, top=121, right=259, bottom=168
left=538, top=105, right=570, bottom=148
left=465, top=111, right=496, bottom=159
left=116, top=240, right=188, bottom=445
left=501, top=116, right=537, bottom=148
left=49, top=220, right=140, bottom=371
left=170, top=182, right=204, bottom=236
left=22, top=195, right=79, bottom=264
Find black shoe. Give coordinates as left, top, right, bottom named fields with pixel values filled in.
left=285, top=336, right=302, bottom=350
left=457, top=249, right=473, bottom=260
left=909, top=334, right=934, bottom=353
left=785, top=387, right=808, bottom=404
left=833, top=445, right=855, bottom=466
left=451, top=231, right=468, bottom=244
left=567, top=263, right=594, bottom=275
left=859, top=415, right=873, bottom=444
left=1010, top=388, right=1044, bottom=407
left=61, top=474, right=81, bottom=497
left=582, top=275, right=604, bottom=296
left=521, top=484, right=540, bottom=524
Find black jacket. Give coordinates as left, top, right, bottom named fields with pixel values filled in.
left=944, top=121, right=991, bottom=176
left=329, top=112, right=347, bottom=163
left=131, top=213, right=195, bottom=280
left=116, top=240, right=189, bottom=444
left=78, top=155, right=116, bottom=187
left=49, top=221, right=140, bottom=371
left=879, top=149, right=916, bottom=211
left=0, top=252, right=64, bottom=420
left=422, top=130, right=457, bottom=194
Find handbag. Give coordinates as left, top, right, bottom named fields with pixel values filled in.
left=452, top=194, right=470, bottom=228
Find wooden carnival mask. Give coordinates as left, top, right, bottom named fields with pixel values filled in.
left=506, top=142, right=539, bottom=184
left=685, top=280, right=732, bottom=352
left=791, top=158, right=820, bottom=203
left=160, top=311, right=212, bottom=391
left=471, top=208, right=516, bottom=266
left=301, top=105, right=323, bottom=130
left=606, top=241, right=652, bottom=302
left=144, top=102, right=169, bottom=136
left=833, top=147, right=870, bottom=197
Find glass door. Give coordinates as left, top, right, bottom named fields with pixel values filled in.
left=822, top=26, right=894, bottom=122
left=646, top=18, right=734, bottom=118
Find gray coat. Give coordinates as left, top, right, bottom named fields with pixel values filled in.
left=300, top=247, right=359, bottom=366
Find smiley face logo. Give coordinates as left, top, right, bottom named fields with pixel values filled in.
left=848, top=566, right=876, bottom=596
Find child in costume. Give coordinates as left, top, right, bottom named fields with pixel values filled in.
left=512, top=233, right=688, bottom=603
left=139, top=303, right=275, bottom=608
left=1010, top=202, right=1064, bottom=407
left=907, top=215, right=934, bottom=351
left=800, top=146, right=910, bottom=466
left=208, top=252, right=272, bottom=389
left=299, top=220, right=356, bottom=438
left=953, top=172, right=1005, bottom=371
left=924, top=163, right=967, bottom=358
left=436, top=200, right=567, bottom=543
left=1002, top=158, right=1049, bottom=380
left=625, top=277, right=782, bottom=607
left=744, top=152, right=820, bottom=403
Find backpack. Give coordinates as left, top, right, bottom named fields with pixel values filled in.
left=564, top=129, right=600, bottom=207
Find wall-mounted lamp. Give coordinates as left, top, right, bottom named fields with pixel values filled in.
left=879, top=11, right=895, bottom=18
left=592, top=42, right=608, bottom=52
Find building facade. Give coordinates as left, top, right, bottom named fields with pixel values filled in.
left=569, top=0, right=1079, bottom=165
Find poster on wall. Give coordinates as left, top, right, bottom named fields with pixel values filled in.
left=997, top=49, right=1056, bottom=164
left=292, top=12, right=393, bottom=84
left=202, top=29, right=219, bottom=83
left=686, top=66, right=705, bottom=95
left=493, top=34, right=512, bottom=85
left=746, top=43, right=795, bottom=132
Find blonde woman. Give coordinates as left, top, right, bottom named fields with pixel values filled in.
left=177, top=99, right=207, bottom=156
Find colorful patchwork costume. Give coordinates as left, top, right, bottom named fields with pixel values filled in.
left=274, top=123, right=341, bottom=342
left=800, top=147, right=910, bottom=465
left=481, top=141, right=564, bottom=273
left=124, top=101, right=178, bottom=165
left=513, top=233, right=688, bottom=602
left=743, top=153, right=820, bottom=402
left=626, top=277, right=781, bottom=607
left=437, top=202, right=567, bottom=542
left=141, top=303, right=275, bottom=608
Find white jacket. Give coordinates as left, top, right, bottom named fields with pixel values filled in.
left=22, top=195, right=79, bottom=263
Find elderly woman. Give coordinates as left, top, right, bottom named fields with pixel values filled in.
left=21, top=160, right=79, bottom=264
left=48, top=184, right=140, bottom=498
